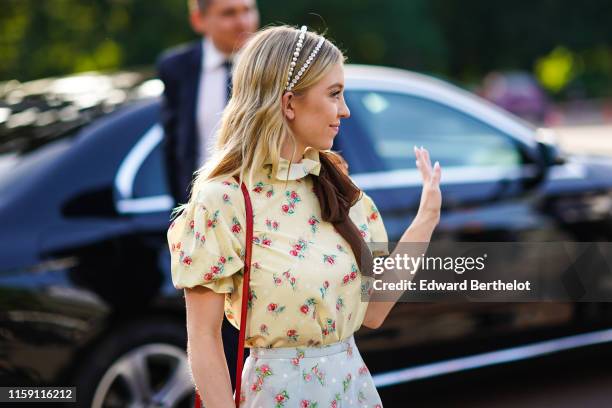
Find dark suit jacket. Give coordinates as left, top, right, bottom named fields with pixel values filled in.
left=156, top=41, right=202, bottom=205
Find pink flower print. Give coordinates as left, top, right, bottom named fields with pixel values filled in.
left=195, top=232, right=200, bottom=240
left=342, top=264, right=359, bottom=285
left=274, top=390, right=289, bottom=407
left=265, top=218, right=280, bottom=231
left=267, top=302, right=286, bottom=315
left=330, top=393, right=342, bottom=407
left=199, top=235, right=206, bottom=244
left=358, top=223, right=368, bottom=238
left=272, top=274, right=283, bottom=286
left=221, top=180, right=239, bottom=189
left=342, top=373, right=352, bottom=392
left=204, top=272, right=213, bottom=281
left=358, top=365, right=369, bottom=376
left=289, top=239, right=309, bottom=258
left=286, top=329, right=299, bottom=342
left=307, top=215, right=320, bottom=233
left=300, top=400, right=317, bottom=408
left=300, top=298, right=317, bottom=318
left=303, top=372, right=312, bottom=381
left=346, top=343, right=353, bottom=358
left=322, top=318, right=336, bottom=338
left=182, top=256, right=192, bottom=266
left=252, top=364, right=273, bottom=393
left=307, top=363, right=325, bottom=386
left=210, top=265, right=220, bottom=274
left=323, top=254, right=337, bottom=265
left=230, top=217, right=241, bottom=234
left=219, top=256, right=226, bottom=264
left=247, top=289, right=257, bottom=309
left=206, top=210, right=220, bottom=229
left=368, top=205, right=380, bottom=222
left=336, top=296, right=344, bottom=311
left=222, top=193, right=230, bottom=203
left=293, top=349, right=305, bottom=367
left=266, top=189, right=274, bottom=198
left=252, top=181, right=264, bottom=193
left=282, top=190, right=301, bottom=215
left=280, top=270, right=298, bottom=290
left=262, top=237, right=272, bottom=246
left=259, top=324, right=269, bottom=335
left=176, top=242, right=182, bottom=250
left=189, top=220, right=194, bottom=230
left=319, top=281, right=330, bottom=299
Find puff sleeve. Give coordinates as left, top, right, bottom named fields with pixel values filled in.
left=167, top=180, right=246, bottom=293
left=361, top=192, right=390, bottom=257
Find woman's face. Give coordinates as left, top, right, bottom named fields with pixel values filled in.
left=283, top=62, right=351, bottom=154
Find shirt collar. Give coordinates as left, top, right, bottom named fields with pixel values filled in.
left=263, top=147, right=322, bottom=181
left=202, top=37, right=233, bottom=71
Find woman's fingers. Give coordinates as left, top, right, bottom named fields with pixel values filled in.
left=414, top=146, right=429, bottom=182
left=421, top=146, right=432, bottom=169
left=414, top=146, right=432, bottom=182
left=431, top=161, right=441, bottom=186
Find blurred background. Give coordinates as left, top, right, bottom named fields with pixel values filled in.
left=1, top=1, right=612, bottom=407
left=2, top=0, right=612, bottom=125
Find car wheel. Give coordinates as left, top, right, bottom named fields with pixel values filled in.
left=72, top=318, right=196, bottom=408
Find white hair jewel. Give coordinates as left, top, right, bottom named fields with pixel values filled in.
left=285, top=25, right=325, bottom=92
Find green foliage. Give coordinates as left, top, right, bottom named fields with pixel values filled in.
left=1, top=0, right=611, bottom=98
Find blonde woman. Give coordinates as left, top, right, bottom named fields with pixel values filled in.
left=167, top=25, right=442, bottom=407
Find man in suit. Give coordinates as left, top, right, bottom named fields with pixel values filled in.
left=156, top=0, right=259, bottom=393
left=157, top=0, right=259, bottom=205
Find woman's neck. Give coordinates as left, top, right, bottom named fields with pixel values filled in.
left=279, top=141, right=306, bottom=163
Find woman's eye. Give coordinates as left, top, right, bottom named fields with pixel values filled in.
left=331, top=91, right=341, bottom=98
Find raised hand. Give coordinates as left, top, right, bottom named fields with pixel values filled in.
left=414, top=145, right=442, bottom=224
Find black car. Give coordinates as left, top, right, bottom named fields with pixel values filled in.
left=1, top=66, right=612, bottom=407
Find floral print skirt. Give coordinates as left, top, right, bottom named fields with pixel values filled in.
left=234, top=334, right=383, bottom=408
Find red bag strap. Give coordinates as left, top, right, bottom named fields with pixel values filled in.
left=194, top=175, right=253, bottom=408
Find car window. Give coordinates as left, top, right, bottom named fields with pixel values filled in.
left=344, top=90, right=522, bottom=171
left=132, top=139, right=168, bottom=198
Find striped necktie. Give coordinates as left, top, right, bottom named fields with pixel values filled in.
left=222, top=59, right=233, bottom=103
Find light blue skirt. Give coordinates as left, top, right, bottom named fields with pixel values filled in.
left=234, top=334, right=384, bottom=407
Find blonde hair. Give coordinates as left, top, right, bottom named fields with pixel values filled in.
left=172, top=25, right=345, bottom=218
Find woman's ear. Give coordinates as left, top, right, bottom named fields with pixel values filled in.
left=282, top=92, right=296, bottom=121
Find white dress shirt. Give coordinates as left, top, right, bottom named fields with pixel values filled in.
left=196, top=38, right=233, bottom=167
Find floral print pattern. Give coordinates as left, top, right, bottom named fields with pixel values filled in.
left=167, top=147, right=390, bottom=348
left=236, top=335, right=383, bottom=407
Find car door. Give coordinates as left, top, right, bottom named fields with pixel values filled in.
left=334, top=86, right=575, bottom=373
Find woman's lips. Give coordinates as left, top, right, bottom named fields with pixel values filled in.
left=330, top=124, right=340, bottom=132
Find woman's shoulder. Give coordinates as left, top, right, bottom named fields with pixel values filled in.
left=191, top=175, right=243, bottom=207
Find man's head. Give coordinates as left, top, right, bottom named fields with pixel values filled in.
left=188, top=0, right=259, bottom=55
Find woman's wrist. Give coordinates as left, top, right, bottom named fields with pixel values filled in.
left=402, top=211, right=438, bottom=242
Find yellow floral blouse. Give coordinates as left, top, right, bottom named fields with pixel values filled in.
left=167, top=147, right=389, bottom=348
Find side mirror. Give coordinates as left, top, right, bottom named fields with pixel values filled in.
left=536, top=128, right=566, bottom=167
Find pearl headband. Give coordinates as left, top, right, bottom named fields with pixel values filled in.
left=285, top=25, right=325, bottom=92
